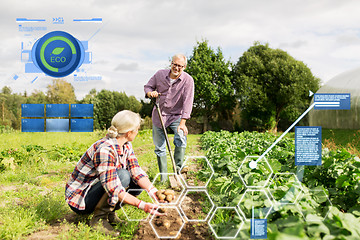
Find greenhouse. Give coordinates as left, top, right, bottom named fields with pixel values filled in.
left=309, top=66, right=360, bottom=129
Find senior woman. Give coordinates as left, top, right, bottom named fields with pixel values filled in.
left=65, top=110, right=163, bottom=236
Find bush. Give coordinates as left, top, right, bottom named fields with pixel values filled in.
left=0, top=125, right=15, bottom=134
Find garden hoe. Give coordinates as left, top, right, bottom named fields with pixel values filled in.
left=151, top=97, right=181, bottom=189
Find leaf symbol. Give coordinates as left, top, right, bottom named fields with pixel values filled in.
left=51, top=47, right=64, bottom=55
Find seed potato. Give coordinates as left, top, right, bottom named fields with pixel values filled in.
left=163, top=220, right=171, bottom=229
left=166, top=194, right=174, bottom=202
left=158, top=208, right=167, bottom=213
left=157, top=189, right=177, bottom=203
left=156, top=190, right=165, bottom=197
left=164, top=189, right=175, bottom=195
left=175, top=217, right=183, bottom=225
left=158, top=194, right=166, bottom=200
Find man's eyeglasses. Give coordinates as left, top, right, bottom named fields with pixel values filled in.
left=171, top=62, right=185, bottom=69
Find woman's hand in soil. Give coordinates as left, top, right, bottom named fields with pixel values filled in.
left=137, top=201, right=166, bottom=216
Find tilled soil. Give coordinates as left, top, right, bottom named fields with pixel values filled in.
left=181, top=158, right=207, bottom=187
left=133, top=220, right=213, bottom=240
left=180, top=193, right=210, bottom=221
left=133, top=192, right=215, bottom=240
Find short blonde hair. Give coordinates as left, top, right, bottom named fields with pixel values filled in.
left=107, top=110, right=141, bottom=138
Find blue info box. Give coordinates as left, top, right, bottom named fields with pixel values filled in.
left=46, top=104, right=69, bottom=117
left=71, top=104, right=93, bottom=117
left=314, top=93, right=350, bottom=110
left=21, top=119, right=44, bottom=132
left=21, top=104, right=44, bottom=117
left=46, top=119, right=69, bottom=132
left=71, top=119, right=93, bottom=132
left=295, top=126, right=322, bottom=166
left=251, top=219, right=267, bottom=239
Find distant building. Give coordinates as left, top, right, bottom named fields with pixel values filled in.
left=309, top=67, right=360, bottom=129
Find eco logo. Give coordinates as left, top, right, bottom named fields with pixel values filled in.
left=31, top=31, right=84, bottom=77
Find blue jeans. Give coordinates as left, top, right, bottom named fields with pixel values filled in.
left=69, top=169, right=142, bottom=214
left=152, top=117, right=187, bottom=157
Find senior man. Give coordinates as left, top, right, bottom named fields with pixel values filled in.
left=144, top=53, right=194, bottom=181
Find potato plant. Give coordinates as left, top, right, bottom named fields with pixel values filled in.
left=201, top=130, right=360, bottom=239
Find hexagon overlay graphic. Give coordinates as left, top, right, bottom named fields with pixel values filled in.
left=208, top=207, right=244, bottom=239
left=296, top=188, right=332, bottom=222
left=149, top=206, right=185, bottom=239
left=119, top=189, right=151, bottom=221
left=151, top=173, right=185, bottom=206
left=237, top=189, right=273, bottom=221
left=179, top=189, right=215, bottom=222
left=180, top=156, right=214, bottom=188
left=268, top=173, right=303, bottom=205
left=238, top=156, right=273, bottom=188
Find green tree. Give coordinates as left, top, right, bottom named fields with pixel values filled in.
left=92, top=90, right=116, bottom=129
left=46, top=79, right=76, bottom=103
left=85, top=89, right=142, bottom=130
left=79, top=88, right=97, bottom=104
left=1, top=86, right=11, bottom=95
left=186, top=40, right=236, bottom=132
left=26, top=90, right=47, bottom=104
left=0, top=86, right=25, bottom=129
left=232, top=42, right=320, bottom=132
left=127, top=95, right=142, bottom=113
left=139, top=99, right=153, bottom=118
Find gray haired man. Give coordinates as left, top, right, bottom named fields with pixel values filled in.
left=144, top=54, right=194, bottom=180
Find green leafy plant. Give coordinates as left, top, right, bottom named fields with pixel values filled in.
left=201, top=130, right=360, bottom=239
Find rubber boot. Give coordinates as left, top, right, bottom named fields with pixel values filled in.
left=157, top=155, right=168, bottom=182
left=108, top=202, right=121, bottom=226
left=90, top=193, right=119, bottom=236
left=174, top=147, right=186, bottom=174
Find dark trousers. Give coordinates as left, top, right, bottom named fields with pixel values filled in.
left=70, top=169, right=142, bottom=214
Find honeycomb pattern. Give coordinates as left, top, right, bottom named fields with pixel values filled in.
left=126, top=153, right=332, bottom=238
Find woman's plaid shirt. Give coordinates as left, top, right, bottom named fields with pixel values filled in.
left=65, top=136, right=147, bottom=210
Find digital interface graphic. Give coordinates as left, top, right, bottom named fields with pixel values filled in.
left=2, top=5, right=356, bottom=238
left=21, top=118, right=44, bottom=132
left=70, top=104, right=93, bottom=117
left=46, top=119, right=70, bottom=132
left=21, top=103, right=44, bottom=117
left=70, top=119, right=94, bottom=132
left=13, top=17, right=102, bottom=133
left=314, top=93, right=351, bottom=110
left=295, top=126, right=322, bottom=166
left=251, top=218, right=267, bottom=239
left=31, top=31, right=84, bottom=77
left=46, top=104, right=69, bottom=117
left=21, top=104, right=93, bottom=132
left=15, top=17, right=102, bottom=84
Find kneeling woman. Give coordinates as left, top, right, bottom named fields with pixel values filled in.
left=65, top=110, right=163, bottom=235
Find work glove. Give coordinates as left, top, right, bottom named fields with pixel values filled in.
left=137, top=201, right=165, bottom=216
left=147, top=186, right=159, bottom=202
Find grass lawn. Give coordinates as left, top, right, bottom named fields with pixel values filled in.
left=322, top=129, right=360, bottom=155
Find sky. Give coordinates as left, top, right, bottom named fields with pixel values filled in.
left=1, top=0, right=360, bottom=100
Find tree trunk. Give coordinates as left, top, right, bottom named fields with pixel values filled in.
left=2, top=101, right=4, bottom=122
left=270, top=124, right=278, bottom=133
left=202, top=114, right=209, bottom=132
